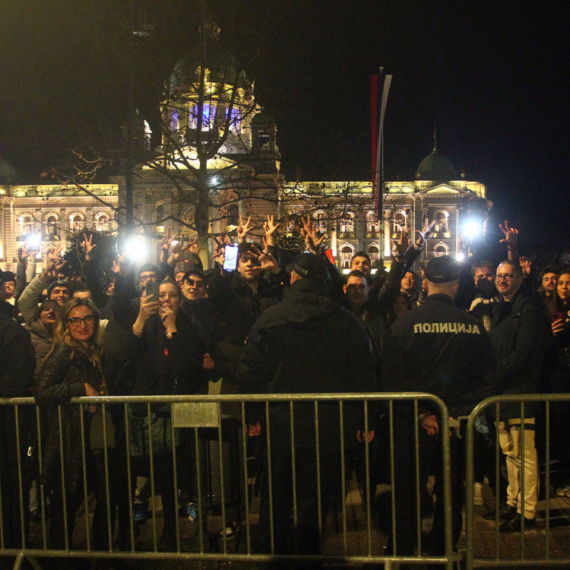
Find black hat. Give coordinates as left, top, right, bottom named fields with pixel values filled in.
left=1, top=271, right=15, bottom=283
left=425, top=256, right=461, bottom=284
left=47, top=280, right=70, bottom=299
left=287, top=253, right=328, bottom=282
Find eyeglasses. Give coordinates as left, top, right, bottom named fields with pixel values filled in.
left=139, top=274, right=156, bottom=283
left=496, top=274, right=515, bottom=281
left=186, top=278, right=206, bottom=288
left=67, top=315, right=96, bottom=327
left=476, top=273, right=495, bottom=280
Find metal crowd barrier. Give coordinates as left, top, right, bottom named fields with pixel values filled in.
left=0, top=393, right=456, bottom=569
left=465, top=394, right=570, bottom=570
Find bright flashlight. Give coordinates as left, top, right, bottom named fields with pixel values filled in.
left=456, top=252, right=466, bottom=263
left=123, top=235, right=148, bottom=263
left=25, top=234, right=41, bottom=249
left=463, top=219, right=482, bottom=241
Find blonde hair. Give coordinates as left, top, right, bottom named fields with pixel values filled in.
left=48, top=297, right=104, bottom=365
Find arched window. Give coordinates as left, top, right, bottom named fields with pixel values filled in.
left=368, top=244, right=380, bottom=268
left=155, top=202, right=165, bottom=232
left=69, top=213, right=85, bottom=233
left=392, top=211, right=407, bottom=239
left=18, top=214, right=35, bottom=240
left=433, top=242, right=449, bottom=257
left=433, top=210, right=450, bottom=237
left=340, top=243, right=355, bottom=269
left=366, top=211, right=380, bottom=237
left=313, top=210, right=327, bottom=234
left=43, top=213, right=59, bottom=239
left=339, top=211, right=355, bottom=238
left=95, top=213, right=109, bottom=232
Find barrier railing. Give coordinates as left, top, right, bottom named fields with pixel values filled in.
left=465, top=394, right=570, bottom=569
left=0, top=393, right=456, bottom=569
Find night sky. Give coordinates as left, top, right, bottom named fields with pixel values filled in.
left=0, top=0, right=568, bottom=246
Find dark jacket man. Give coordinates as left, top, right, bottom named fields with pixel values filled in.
left=0, top=272, right=35, bottom=548
left=236, top=253, right=377, bottom=558
left=383, top=256, right=496, bottom=555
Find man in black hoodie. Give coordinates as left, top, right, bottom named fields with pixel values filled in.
left=237, top=253, right=377, bottom=562
left=0, top=270, right=35, bottom=550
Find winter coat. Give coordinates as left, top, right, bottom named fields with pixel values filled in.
left=489, top=289, right=551, bottom=419
left=35, top=343, right=103, bottom=493
left=236, top=279, right=377, bottom=453
left=23, top=320, right=53, bottom=381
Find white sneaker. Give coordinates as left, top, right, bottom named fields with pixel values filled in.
left=473, top=482, right=484, bottom=506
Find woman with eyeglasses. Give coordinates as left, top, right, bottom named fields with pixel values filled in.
left=35, top=297, right=108, bottom=558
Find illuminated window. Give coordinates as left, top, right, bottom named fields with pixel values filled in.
left=95, top=213, right=109, bottom=232
left=227, top=107, right=241, bottom=133
left=366, top=211, right=380, bottom=237
left=433, top=211, right=450, bottom=237
left=44, top=214, right=58, bottom=239
left=434, top=242, right=449, bottom=257
left=391, top=211, right=407, bottom=239
left=18, top=214, right=34, bottom=240
left=368, top=244, right=380, bottom=268
left=155, top=203, right=165, bottom=231
left=313, top=210, right=327, bottom=234
left=339, top=211, right=355, bottom=238
left=340, top=244, right=354, bottom=269
left=189, top=104, right=215, bottom=131
left=70, top=213, right=85, bottom=232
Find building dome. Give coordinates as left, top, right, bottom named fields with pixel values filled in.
left=415, top=149, right=456, bottom=181
left=0, top=155, right=17, bottom=184
left=169, top=24, right=250, bottom=93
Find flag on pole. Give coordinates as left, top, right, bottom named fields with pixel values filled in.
left=371, top=71, right=392, bottom=220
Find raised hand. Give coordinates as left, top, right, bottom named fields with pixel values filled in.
left=301, top=216, right=326, bottom=255
left=46, top=244, right=63, bottom=263
left=499, top=221, right=518, bottom=250
left=250, top=242, right=280, bottom=274
left=416, top=218, right=435, bottom=248
left=237, top=216, right=253, bottom=244
left=392, top=227, right=410, bottom=258
left=82, top=233, right=97, bottom=260
left=263, top=215, right=281, bottom=247
left=133, top=293, right=160, bottom=335
left=40, top=259, right=67, bottom=284
left=519, top=256, right=532, bottom=277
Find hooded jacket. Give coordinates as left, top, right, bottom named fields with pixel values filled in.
left=237, top=279, right=377, bottom=453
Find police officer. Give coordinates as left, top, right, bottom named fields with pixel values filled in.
left=383, top=255, right=495, bottom=556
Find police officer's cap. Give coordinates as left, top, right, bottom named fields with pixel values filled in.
left=425, top=256, right=461, bottom=284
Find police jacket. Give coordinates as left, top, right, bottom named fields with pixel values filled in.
left=382, top=293, right=495, bottom=418
left=236, top=279, right=377, bottom=453
left=489, top=288, right=551, bottom=418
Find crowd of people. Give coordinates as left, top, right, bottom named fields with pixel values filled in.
left=0, top=214, right=568, bottom=568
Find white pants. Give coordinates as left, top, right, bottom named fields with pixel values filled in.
left=498, top=418, right=539, bottom=519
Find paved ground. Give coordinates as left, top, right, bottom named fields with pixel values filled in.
left=24, top=469, right=570, bottom=570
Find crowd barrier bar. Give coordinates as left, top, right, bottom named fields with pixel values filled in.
left=465, top=393, right=570, bottom=570
left=0, top=393, right=455, bottom=569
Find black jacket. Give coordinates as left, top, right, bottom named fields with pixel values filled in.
left=127, top=309, right=205, bottom=414
left=383, top=294, right=496, bottom=418
left=236, top=279, right=377, bottom=452
left=208, top=268, right=283, bottom=382
left=489, top=288, right=551, bottom=418
left=0, top=302, right=35, bottom=461
left=35, top=343, right=103, bottom=493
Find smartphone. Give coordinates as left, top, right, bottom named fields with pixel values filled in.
left=552, top=312, right=564, bottom=323
left=145, top=280, right=160, bottom=300
left=223, top=245, right=239, bottom=271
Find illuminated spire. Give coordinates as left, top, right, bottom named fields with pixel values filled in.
left=433, top=122, right=437, bottom=152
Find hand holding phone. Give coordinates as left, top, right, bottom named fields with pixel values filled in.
left=223, top=245, right=239, bottom=272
